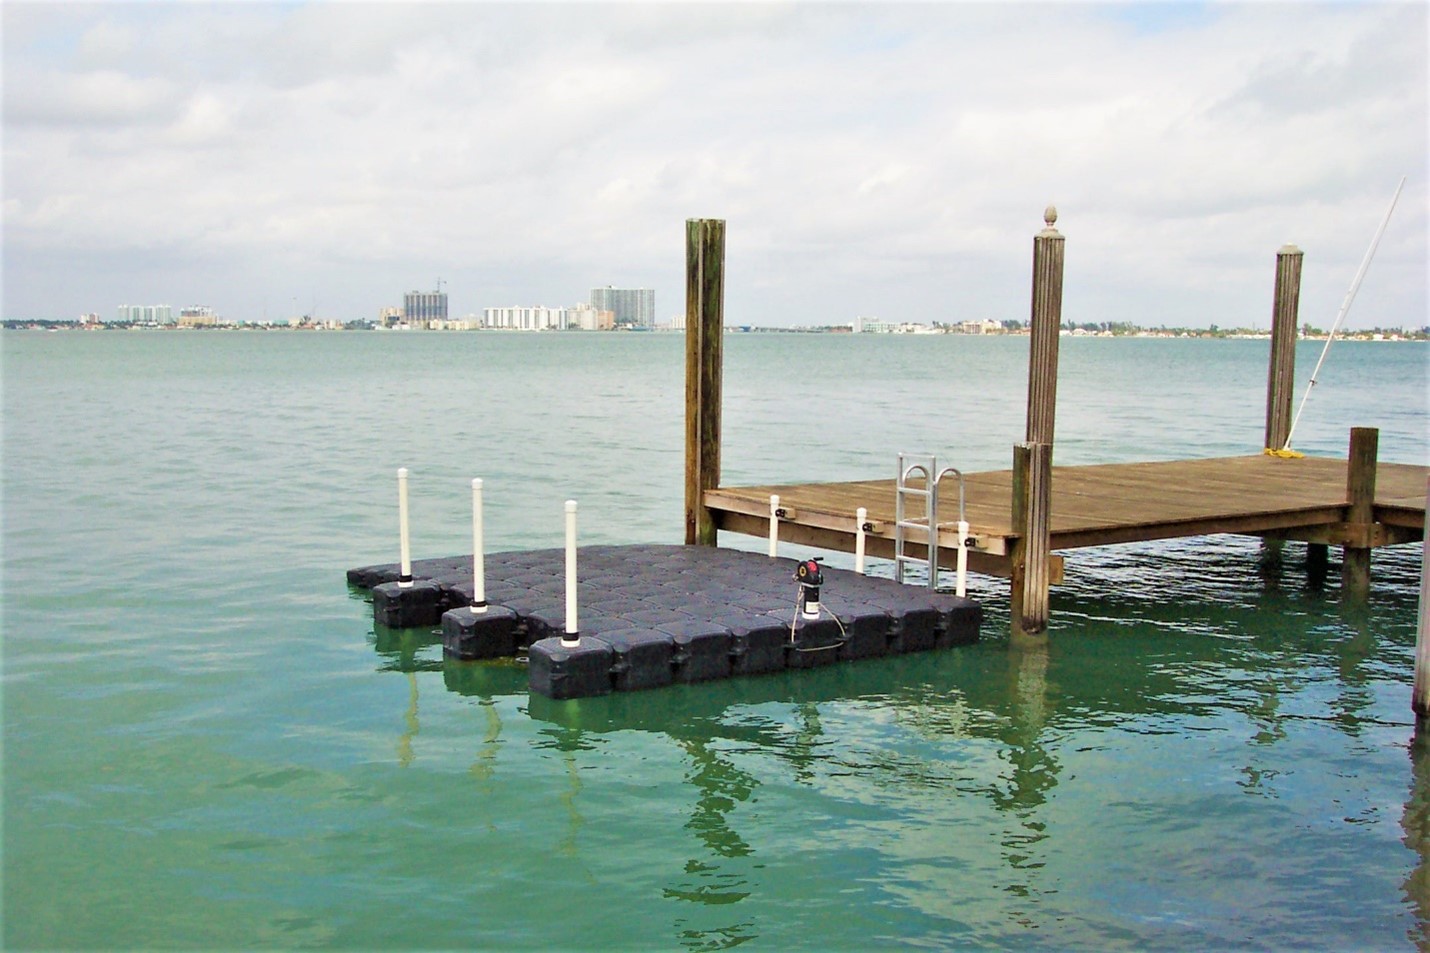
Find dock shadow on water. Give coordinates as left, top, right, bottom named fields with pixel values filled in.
left=362, top=534, right=1424, bottom=950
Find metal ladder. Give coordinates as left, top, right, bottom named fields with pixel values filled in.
left=894, top=453, right=969, bottom=595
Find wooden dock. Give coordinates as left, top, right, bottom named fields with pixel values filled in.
left=681, top=213, right=1427, bottom=640
left=703, top=453, right=1428, bottom=583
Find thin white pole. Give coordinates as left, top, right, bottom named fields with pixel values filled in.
left=855, top=507, right=868, bottom=574
left=562, top=500, right=579, bottom=646
left=397, top=467, right=413, bottom=588
left=955, top=519, right=969, bottom=598
left=768, top=494, right=780, bottom=558
left=471, top=478, right=487, bottom=613
left=1285, top=176, right=1406, bottom=450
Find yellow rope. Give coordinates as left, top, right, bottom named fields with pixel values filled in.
left=1263, top=447, right=1305, bottom=459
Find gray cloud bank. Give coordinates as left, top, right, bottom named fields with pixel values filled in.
left=3, top=2, right=1425, bottom=329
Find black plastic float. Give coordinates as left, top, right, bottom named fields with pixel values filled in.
left=347, top=544, right=982, bottom=700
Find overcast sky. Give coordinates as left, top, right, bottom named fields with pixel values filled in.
left=3, top=2, right=1425, bottom=329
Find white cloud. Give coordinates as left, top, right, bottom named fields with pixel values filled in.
left=2, top=1, right=1424, bottom=329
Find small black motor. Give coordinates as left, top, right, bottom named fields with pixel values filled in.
left=794, top=558, right=824, bottom=620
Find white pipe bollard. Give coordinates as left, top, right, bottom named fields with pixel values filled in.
left=397, top=467, right=413, bottom=588
left=562, top=500, right=580, bottom=647
left=470, top=478, right=487, bottom=613
left=855, top=507, right=868, bottom=574
left=769, top=494, right=780, bottom=558
left=955, top=519, right=970, bottom=598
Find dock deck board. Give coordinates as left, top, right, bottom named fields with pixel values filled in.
left=704, top=454, right=1427, bottom=577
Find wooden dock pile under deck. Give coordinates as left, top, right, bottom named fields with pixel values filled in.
left=704, top=454, right=1428, bottom=582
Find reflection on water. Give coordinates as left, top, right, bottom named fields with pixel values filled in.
left=1404, top=733, right=1430, bottom=950
left=999, top=632, right=1056, bottom=922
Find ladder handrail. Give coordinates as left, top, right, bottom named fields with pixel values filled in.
left=894, top=454, right=969, bottom=596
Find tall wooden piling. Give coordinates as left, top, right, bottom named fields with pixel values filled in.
left=1342, top=426, right=1379, bottom=599
left=685, top=219, right=726, bottom=546
left=1010, top=442, right=1052, bottom=635
left=1026, top=207, right=1065, bottom=448
left=1413, top=479, right=1429, bottom=731
left=1265, top=243, right=1303, bottom=452
left=1012, top=207, right=1062, bottom=634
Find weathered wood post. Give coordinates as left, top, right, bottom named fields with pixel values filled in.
left=1261, top=243, right=1304, bottom=575
left=1010, top=442, right=1052, bottom=635
left=1026, top=206, right=1065, bottom=449
left=1413, top=479, right=1429, bottom=732
left=1264, top=243, right=1303, bottom=452
left=1341, top=426, right=1379, bottom=599
left=684, top=218, right=725, bottom=546
left=1011, top=207, right=1063, bottom=633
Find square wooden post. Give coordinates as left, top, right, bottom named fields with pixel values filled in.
left=1265, top=244, right=1303, bottom=452
left=1011, top=442, right=1052, bottom=635
left=1413, top=478, right=1429, bottom=729
left=1341, top=426, right=1378, bottom=600
left=685, top=219, right=725, bottom=546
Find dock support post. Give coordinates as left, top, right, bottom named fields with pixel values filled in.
left=1265, top=243, right=1303, bottom=452
left=1342, top=426, right=1379, bottom=600
left=1025, top=207, right=1065, bottom=449
left=1413, top=479, right=1429, bottom=732
left=685, top=218, right=725, bottom=546
left=1010, top=442, right=1052, bottom=635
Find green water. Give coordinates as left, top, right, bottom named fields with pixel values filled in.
left=3, top=331, right=1427, bottom=949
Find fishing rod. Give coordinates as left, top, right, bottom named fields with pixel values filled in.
left=1281, top=176, right=1407, bottom=453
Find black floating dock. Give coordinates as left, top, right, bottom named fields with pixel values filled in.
left=347, top=544, right=981, bottom=699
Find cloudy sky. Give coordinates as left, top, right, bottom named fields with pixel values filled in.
left=3, top=2, right=1425, bottom=329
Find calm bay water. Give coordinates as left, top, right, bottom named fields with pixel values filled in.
left=3, top=330, right=1427, bottom=950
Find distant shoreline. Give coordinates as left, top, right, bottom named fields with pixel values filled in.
left=3, top=319, right=1426, bottom=343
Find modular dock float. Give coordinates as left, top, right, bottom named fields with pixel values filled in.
left=348, top=544, right=982, bottom=700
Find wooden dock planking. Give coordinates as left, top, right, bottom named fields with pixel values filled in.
left=704, top=454, right=1427, bottom=580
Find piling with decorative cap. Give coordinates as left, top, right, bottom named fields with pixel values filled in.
left=1026, top=206, right=1065, bottom=449
left=1012, top=207, right=1063, bottom=634
left=1265, top=244, right=1304, bottom=452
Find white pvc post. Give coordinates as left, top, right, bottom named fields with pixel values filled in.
left=955, top=519, right=970, bottom=598
left=397, top=467, right=413, bottom=588
left=562, top=500, right=579, bottom=647
left=769, top=494, right=780, bottom=558
left=471, top=478, right=487, bottom=612
left=855, top=507, right=868, bottom=574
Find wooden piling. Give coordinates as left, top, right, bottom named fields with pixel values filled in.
left=1413, top=479, right=1429, bottom=729
left=1026, top=207, right=1065, bottom=449
left=685, top=219, right=725, bottom=546
left=1341, top=426, right=1379, bottom=599
left=1265, top=243, right=1303, bottom=452
left=1010, top=442, right=1052, bottom=635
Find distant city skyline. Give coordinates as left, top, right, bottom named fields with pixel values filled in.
left=3, top=4, right=1425, bottom=331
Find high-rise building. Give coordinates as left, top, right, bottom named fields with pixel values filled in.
left=116, top=304, right=173, bottom=324
left=178, top=305, right=218, bottom=327
left=404, top=289, right=448, bottom=325
left=590, top=287, right=654, bottom=328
